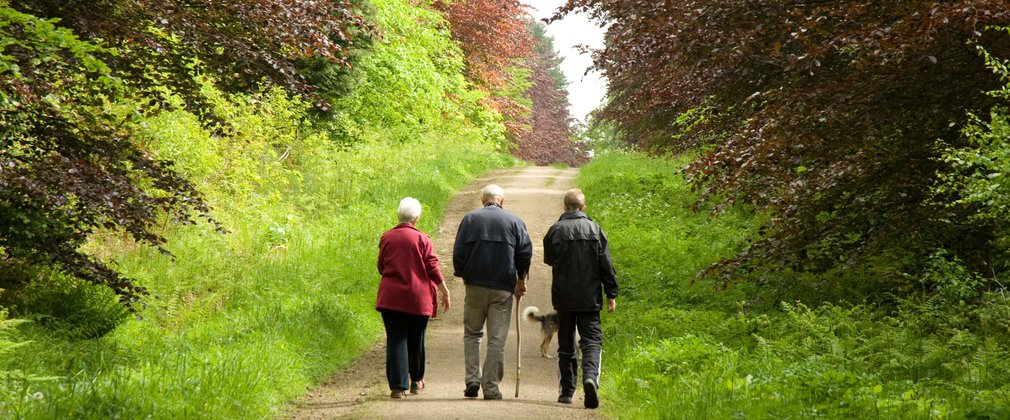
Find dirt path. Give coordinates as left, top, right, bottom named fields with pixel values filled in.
left=285, top=166, right=601, bottom=419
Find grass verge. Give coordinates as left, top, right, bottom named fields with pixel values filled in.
left=580, top=151, right=1010, bottom=419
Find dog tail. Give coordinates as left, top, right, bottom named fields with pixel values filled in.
left=523, top=306, right=544, bottom=322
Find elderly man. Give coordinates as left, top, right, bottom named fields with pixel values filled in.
left=544, top=188, right=618, bottom=409
left=453, top=184, right=532, bottom=400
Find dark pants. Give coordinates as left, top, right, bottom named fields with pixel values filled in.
left=557, top=311, right=603, bottom=398
left=380, top=309, right=429, bottom=391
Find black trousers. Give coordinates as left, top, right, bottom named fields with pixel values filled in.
left=380, top=309, right=429, bottom=391
left=557, top=310, right=603, bottom=397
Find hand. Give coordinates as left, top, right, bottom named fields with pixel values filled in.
left=514, top=279, right=527, bottom=298
left=437, top=283, right=451, bottom=313
left=606, top=298, right=617, bottom=313
left=441, top=293, right=451, bottom=313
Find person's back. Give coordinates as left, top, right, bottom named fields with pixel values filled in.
left=453, top=203, right=531, bottom=292
left=543, top=188, right=617, bottom=409
left=544, top=211, right=617, bottom=312
left=452, top=184, right=532, bottom=400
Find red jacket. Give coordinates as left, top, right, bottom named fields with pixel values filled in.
left=376, top=223, right=445, bottom=317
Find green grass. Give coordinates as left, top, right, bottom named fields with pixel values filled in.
left=0, top=97, right=516, bottom=418
left=580, top=151, right=1010, bottom=419
left=0, top=0, right=521, bottom=416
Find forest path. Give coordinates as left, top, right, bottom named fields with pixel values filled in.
left=286, top=166, right=601, bottom=419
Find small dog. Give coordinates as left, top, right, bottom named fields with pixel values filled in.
left=523, top=306, right=560, bottom=358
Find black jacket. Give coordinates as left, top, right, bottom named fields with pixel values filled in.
left=544, top=211, right=618, bottom=312
left=453, top=204, right=533, bottom=292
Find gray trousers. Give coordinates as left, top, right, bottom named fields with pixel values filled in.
left=463, top=284, right=513, bottom=398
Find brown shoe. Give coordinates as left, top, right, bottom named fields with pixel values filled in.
left=390, top=389, right=407, bottom=399
left=410, top=380, right=424, bottom=394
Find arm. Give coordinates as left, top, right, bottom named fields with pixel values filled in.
left=376, top=234, right=386, bottom=274
left=420, top=235, right=450, bottom=312
left=543, top=226, right=556, bottom=266
left=437, top=281, right=451, bottom=312
left=422, top=235, right=444, bottom=286
left=452, top=217, right=470, bottom=278
left=598, top=229, right=619, bottom=303
left=514, top=220, right=533, bottom=276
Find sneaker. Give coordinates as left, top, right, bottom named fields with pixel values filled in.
left=483, top=393, right=503, bottom=400
left=464, top=383, right=480, bottom=398
left=390, top=389, right=407, bottom=399
left=557, top=395, right=573, bottom=404
left=583, top=379, right=599, bottom=409
left=410, top=380, right=424, bottom=395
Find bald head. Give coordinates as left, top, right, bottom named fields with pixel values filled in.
left=563, top=189, right=586, bottom=212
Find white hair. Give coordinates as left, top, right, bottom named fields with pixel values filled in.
left=482, top=184, right=504, bottom=203
left=397, top=197, right=422, bottom=223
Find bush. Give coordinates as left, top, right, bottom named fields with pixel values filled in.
left=580, top=151, right=1010, bottom=419
left=14, top=272, right=129, bottom=340
left=1, top=0, right=517, bottom=416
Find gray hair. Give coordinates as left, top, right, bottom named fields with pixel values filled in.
left=397, top=197, right=422, bottom=223
left=481, top=184, right=504, bottom=204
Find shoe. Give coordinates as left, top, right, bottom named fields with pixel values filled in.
left=483, top=394, right=503, bottom=400
left=464, top=383, right=480, bottom=398
left=390, top=389, right=407, bottom=399
left=583, top=379, right=599, bottom=409
left=410, top=380, right=424, bottom=394
left=557, top=395, right=573, bottom=404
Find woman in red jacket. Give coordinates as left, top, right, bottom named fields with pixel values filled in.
left=376, top=197, right=451, bottom=399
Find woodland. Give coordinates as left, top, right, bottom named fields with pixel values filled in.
left=3, top=0, right=1010, bottom=418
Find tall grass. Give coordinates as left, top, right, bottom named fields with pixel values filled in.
left=0, top=90, right=515, bottom=420
left=580, top=151, right=1010, bottom=419
left=1, top=0, right=518, bottom=415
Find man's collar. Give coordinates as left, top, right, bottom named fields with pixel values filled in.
left=484, top=202, right=503, bottom=209
left=561, top=210, right=587, bottom=219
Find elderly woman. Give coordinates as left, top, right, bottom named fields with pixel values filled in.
left=376, top=197, right=451, bottom=399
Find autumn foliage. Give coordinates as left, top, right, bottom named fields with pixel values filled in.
left=433, top=0, right=535, bottom=139
left=515, top=22, right=586, bottom=166
left=559, top=1, right=1010, bottom=281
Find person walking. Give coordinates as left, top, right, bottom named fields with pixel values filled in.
left=453, top=184, right=533, bottom=400
left=376, top=197, right=451, bottom=399
left=543, top=188, right=618, bottom=409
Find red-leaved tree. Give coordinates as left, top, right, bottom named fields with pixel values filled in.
left=11, top=0, right=370, bottom=108
left=515, top=22, right=586, bottom=166
left=432, top=0, right=535, bottom=140
left=557, top=1, right=1010, bottom=285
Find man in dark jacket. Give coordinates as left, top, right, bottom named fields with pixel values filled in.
left=453, top=184, right=532, bottom=400
left=543, top=188, right=618, bottom=409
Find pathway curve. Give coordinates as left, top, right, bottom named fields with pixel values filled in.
left=286, top=166, right=601, bottom=419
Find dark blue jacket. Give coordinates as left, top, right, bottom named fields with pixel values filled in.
left=452, top=204, right=533, bottom=292
left=544, top=211, right=618, bottom=312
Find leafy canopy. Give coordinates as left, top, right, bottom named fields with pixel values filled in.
left=558, top=0, right=1010, bottom=282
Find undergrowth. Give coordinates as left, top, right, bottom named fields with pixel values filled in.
left=0, top=0, right=517, bottom=416
left=580, top=151, right=1010, bottom=419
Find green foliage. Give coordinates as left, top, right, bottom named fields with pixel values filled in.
left=579, top=151, right=760, bottom=309
left=937, top=34, right=1010, bottom=224
left=1, top=5, right=215, bottom=308
left=3, top=89, right=513, bottom=417
left=580, top=151, right=1010, bottom=419
left=1, top=0, right=517, bottom=416
left=329, top=0, right=505, bottom=145
left=14, top=271, right=129, bottom=340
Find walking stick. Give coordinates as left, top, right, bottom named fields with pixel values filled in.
left=514, top=294, right=522, bottom=398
